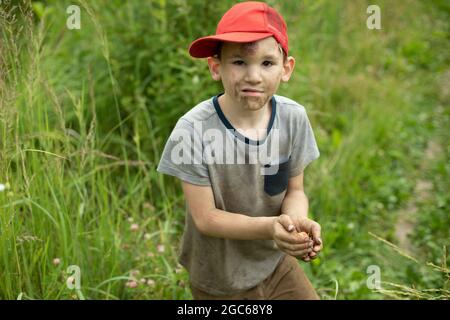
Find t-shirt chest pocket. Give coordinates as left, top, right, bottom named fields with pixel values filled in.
left=263, top=158, right=290, bottom=196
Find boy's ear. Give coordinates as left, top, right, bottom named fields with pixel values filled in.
left=207, top=56, right=221, bottom=81
left=281, top=56, right=295, bottom=82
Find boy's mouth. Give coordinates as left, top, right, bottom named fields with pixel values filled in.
left=242, top=88, right=263, bottom=92
left=241, top=88, right=264, bottom=96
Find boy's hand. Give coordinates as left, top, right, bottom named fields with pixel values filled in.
left=271, top=214, right=314, bottom=258
left=272, top=215, right=323, bottom=262
left=291, top=216, right=323, bottom=262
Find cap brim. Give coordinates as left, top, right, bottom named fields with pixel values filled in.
left=189, top=32, right=273, bottom=58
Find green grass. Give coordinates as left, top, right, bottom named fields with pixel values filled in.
left=0, top=0, right=448, bottom=299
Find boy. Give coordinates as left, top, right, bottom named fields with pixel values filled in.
left=157, top=1, right=322, bottom=300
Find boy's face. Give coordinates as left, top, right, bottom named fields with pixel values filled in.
left=208, top=37, right=295, bottom=112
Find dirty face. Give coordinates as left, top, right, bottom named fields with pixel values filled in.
left=239, top=42, right=259, bottom=56
left=212, top=37, right=291, bottom=112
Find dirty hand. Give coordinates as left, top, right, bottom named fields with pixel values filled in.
left=290, top=216, right=323, bottom=262
left=271, top=214, right=314, bottom=258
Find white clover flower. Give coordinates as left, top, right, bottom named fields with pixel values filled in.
left=130, top=269, right=140, bottom=277
left=126, top=280, right=138, bottom=288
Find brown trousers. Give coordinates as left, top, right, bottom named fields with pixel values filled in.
left=190, top=255, right=320, bottom=300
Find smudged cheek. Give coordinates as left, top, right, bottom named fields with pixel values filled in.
left=221, top=75, right=242, bottom=98
left=265, top=74, right=282, bottom=95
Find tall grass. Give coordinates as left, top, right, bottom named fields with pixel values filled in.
left=0, top=0, right=448, bottom=299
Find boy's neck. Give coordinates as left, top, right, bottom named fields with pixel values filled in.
left=218, top=94, right=272, bottom=132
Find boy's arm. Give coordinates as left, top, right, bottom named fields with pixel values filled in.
left=281, top=172, right=323, bottom=257
left=182, top=180, right=314, bottom=257
left=281, top=172, right=309, bottom=220
left=182, top=181, right=276, bottom=240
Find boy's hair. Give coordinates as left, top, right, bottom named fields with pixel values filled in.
left=189, top=2, right=289, bottom=59
left=214, top=40, right=288, bottom=63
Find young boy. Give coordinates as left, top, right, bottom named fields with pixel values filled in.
left=157, top=1, right=322, bottom=300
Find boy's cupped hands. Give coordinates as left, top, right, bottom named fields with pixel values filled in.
left=271, top=214, right=323, bottom=262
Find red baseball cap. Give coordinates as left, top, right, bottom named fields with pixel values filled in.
left=189, top=1, right=288, bottom=58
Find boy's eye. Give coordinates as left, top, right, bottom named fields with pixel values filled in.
left=232, top=60, right=245, bottom=65
left=262, top=60, right=273, bottom=67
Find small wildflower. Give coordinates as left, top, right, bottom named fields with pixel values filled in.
left=147, top=279, right=155, bottom=287
left=130, top=223, right=139, bottom=232
left=126, top=280, right=138, bottom=288
left=140, top=278, right=146, bottom=284
left=0, top=182, right=10, bottom=192
left=130, top=269, right=140, bottom=277
left=157, top=244, right=165, bottom=253
left=127, top=217, right=134, bottom=223
left=147, top=252, right=155, bottom=258
left=144, top=233, right=151, bottom=240
left=52, top=258, right=61, bottom=266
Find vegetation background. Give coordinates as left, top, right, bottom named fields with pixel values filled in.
left=0, top=0, right=448, bottom=299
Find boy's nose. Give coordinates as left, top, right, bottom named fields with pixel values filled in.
left=244, top=66, right=262, bottom=83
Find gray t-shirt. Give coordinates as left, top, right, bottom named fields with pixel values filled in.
left=157, top=94, right=320, bottom=295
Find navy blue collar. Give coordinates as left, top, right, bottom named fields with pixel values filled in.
left=212, top=94, right=277, bottom=146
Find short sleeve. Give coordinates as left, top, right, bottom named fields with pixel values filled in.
left=157, top=118, right=211, bottom=186
left=289, top=108, right=320, bottom=177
